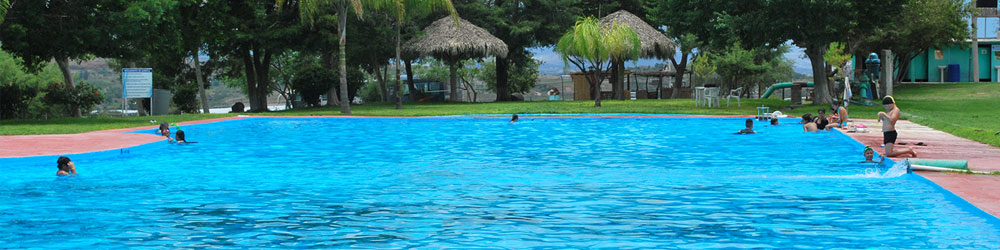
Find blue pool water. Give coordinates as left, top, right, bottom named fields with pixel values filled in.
left=2, top=117, right=1000, bottom=248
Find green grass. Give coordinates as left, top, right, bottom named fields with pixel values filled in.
left=275, top=98, right=792, bottom=117
left=2, top=83, right=998, bottom=148
left=0, top=114, right=236, bottom=135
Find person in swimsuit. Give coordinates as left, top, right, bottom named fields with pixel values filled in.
left=56, top=156, right=77, bottom=176
left=826, top=104, right=849, bottom=130
left=510, top=114, right=519, bottom=123
left=171, top=123, right=186, bottom=143
left=770, top=118, right=779, bottom=126
left=878, top=96, right=917, bottom=157
left=738, top=119, right=756, bottom=134
left=860, top=146, right=884, bottom=163
left=814, top=109, right=829, bottom=130
left=802, top=114, right=818, bottom=132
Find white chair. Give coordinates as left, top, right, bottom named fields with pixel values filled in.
left=694, top=87, right=706, bottom=107
left=727, top=87, right=743, bottom=107
left=703, top=87, right=720, bottom=107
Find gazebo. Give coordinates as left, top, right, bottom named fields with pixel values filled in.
left=599, top=10, right=677, bottom=100
left=404, top=16, right=509, bottom=102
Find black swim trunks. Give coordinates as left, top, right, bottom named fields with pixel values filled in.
left=883, top=130, right=898, bottom=144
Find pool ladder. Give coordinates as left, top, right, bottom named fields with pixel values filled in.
left=756, top=105, right=771, bottom=120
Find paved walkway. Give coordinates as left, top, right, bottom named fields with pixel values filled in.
left=0, top=117, right=245, bottom=157
left=842, top=119, right=1000, bottom=217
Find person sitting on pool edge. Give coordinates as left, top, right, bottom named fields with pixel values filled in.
left=860, top=146, right=884, bottom=164
left=56, top=156, right=76, bottom=176
left=802, top=114, right=818, bottom=132
left=738, top=119, right=755, bottom=134
left=510, top=114, right=519, bottom=123
left=827, top=104, right=849, bottom=130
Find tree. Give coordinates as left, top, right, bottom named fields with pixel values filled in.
left=453, top=0, right=581, bottom=102
left=0, top=0, right=127, bottom=117
left=556, top=17, right=641, bottom=107
left=371, top=0, right=457, bottom=109
left=646, top=0, right=747, bottom=98
left=202, top=0, right=302, bottom=112
left=0, top=0, right=9, bottom=24
left=281, top=0, right=362, bottom=113
left=481, top=58, right=540, bottom=97
left=862, top=0, right=973, bottom=85
left=734, top=0, right=906, bottom=104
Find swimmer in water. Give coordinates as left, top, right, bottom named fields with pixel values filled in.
left=56, top=156, right=77, bottom=176
left=738, top=119, right=755, bottom=134
left=510, top=114, right=519, bottom=123
left=860, top=146, right=884, bottom=164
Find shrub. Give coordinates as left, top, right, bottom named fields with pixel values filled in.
left=292, top=65, right=336, bottom=107
left=41, top=82, right=104, bottom=116
left=0, top=82, right=38, bottom=119
left=172, top=83, right=200, bottom=114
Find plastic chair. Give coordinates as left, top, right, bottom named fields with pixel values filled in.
left=727, top=87, right=743, bottom=107
left=703, top=87, right=720, bottom=107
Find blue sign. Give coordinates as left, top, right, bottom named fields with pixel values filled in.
left=122, top=68, right=153, bottom=98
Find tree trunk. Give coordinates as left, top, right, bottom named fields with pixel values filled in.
left=593, top=68, right=602, bottom=107
left=337, top=4, right=350, bottom=114
left=893, top=52, right=917, bottom=84
left=461, top=75, right=477, bottom=102
left=395, top=23, right=403, bottom=109
left=243, top=50, right=260, bottom=112
left=406, top=58, right=417, bottom=102
left=55, top=58, right=81, bottom=117
left=321, top=52, right=339, bottom=106
left=449, top=62, right=458, bottom=101
left=371, top=59, right=388, bottom=102
left=613, top=60, right=626, bottom=100
left=193, top=51, right=209, bottom=113
left=670, top=53, right=689, bottom=99
left=251, top=51, right=273, bottom=112
left=495, top=57, right=511, bottom=101
left=805, top=44, right=832, bottom=104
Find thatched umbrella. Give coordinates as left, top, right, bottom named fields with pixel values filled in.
left=600, top=10, right=677, bottom=100
left=404, top=16, right=508, bottom=102
left=600, top=10, right=675, bottom=59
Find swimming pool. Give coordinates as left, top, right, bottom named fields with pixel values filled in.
left=2, top=116, right=999, bottom=248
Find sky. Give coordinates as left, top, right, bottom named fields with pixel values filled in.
left=529, top=44, right=813, bottom=76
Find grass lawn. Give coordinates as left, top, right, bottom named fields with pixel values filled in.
left=0, top=114, right=236, bottom=135
left=2, top=83, right=997, bottom=148
left=275, top=98, right=791, bottom=117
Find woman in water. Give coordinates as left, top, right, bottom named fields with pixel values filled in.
left=56, top=156, right=77, bottom=176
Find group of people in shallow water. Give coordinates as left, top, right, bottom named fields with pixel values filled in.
left=54, top=121, right=191, bottom=176
left=800, top=104, right=849, bottom=133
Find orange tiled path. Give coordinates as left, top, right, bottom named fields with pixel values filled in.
left=842, top=119, right=1000, bottom=217
left=0, top=117, right=245, bottom=157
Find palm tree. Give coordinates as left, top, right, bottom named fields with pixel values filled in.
left=1, top=0, right=9, bottom=24
left=555, top=17, right=640, bottom=107
left=370, top=0, right=457, bottom=109
left=280, top=0, right=363, bottom=114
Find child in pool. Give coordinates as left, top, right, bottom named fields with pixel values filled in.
left=56, top=156, right=76, bottom=176
left=738, top=119, right=755, bottom=134
left=860, top=146, right=884, bottom=164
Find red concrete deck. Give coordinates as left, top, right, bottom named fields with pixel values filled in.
left=842, top=119, right=1000, bottom=217
left=0, top=117, right=245, bottom=157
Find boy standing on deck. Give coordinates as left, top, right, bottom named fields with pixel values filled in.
left=877, top=96, right=917, bottom=158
